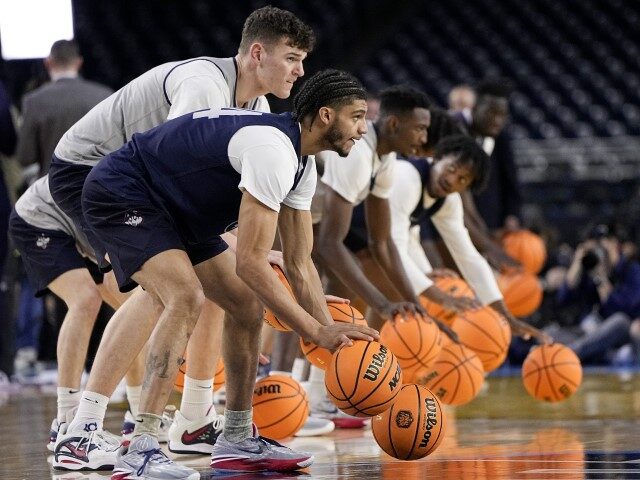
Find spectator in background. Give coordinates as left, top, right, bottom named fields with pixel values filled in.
left=16, top=39, right=112, bottom=176
left=365, top=92, right=381, bottom=121
left=448, top=84, right=476, bottom=112
left=550, top=224, right=640, bottom=364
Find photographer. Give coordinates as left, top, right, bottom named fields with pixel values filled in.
left=553, top=225, right=640, bottom=364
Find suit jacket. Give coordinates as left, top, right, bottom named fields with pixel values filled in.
left=16, top=77, right=112, bottom=174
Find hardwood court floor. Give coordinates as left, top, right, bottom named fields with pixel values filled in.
left=2, top=369, right=640, bottom=479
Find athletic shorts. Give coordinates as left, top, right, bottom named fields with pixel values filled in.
left=82, top=167, right=228, bottom=293
left=344, top=202, right=369, bottom=254
left=9, top=211, right=103, bottom=297
left=48, top=155, right=109, bottom=268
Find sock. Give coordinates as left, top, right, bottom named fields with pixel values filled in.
left=268, top=370, right=291, bottom=377
left=291, top=358, right=306, bottom=382
left=223, top=409, right=253, bottom=443
left=126, top=385, right=142, bottom=418
left=180, top=376, right=213, bottom=421
left=308, top=366, right=327, bottom=411
left=67, top=391, right=109, bottom=433
left=57, top=387, right=80, bottom=425
left=133, top=412, right=163, bottom=439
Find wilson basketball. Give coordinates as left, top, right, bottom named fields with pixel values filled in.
left=522, top=344, right=583, bottom=402
left=372, top=384, right=446, bottom=460
left=422, top=344, right=485, bottom=406
left=420, top=277, right=475, bottom=325
left=452, top=307, right=512, bottom=372
left=252, top=374, right=309, bottom=439
left=325, top=340, right=403, bottom=417
left=174, top=358, right=225, bottom=393
left=497, top=271, right=543, bottom=317
left=263, top=265, right=294, bottom=331
left=502, top=230, right=547, bottom=274
left=379, top=313, right=443, bottom=372
left=300, top=303, right=367, bottom=370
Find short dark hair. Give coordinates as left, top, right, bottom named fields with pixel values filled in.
left=378, top=85, right=431, bottom=118
left=424, top=108, right=464, bottom=152
left=49, top=39, right=80, bottom=65
left=292, top=69, right=366, bottom=123
left=474, top=77, right=514, bottom=101
left=434, top=134, right=490, bottom=192
left=239, top=6, right=315, bottom=53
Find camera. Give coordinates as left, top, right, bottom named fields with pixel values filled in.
left=580, top=224, right=609, bottom=272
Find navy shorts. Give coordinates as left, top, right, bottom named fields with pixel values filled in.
left=344, top=202, right=369, bottom=254
left=48, top=155, right=110, bottom=269
left=82, top=169, right=228, bottom=293
left=9, top=211, right=103, bottom=297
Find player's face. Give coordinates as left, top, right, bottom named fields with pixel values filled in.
left=325, top=100, right=368, bottom=157
left=258, top=37, right=307, bottom=98
left=428, top=155, right=475, bottom=198
left=473, top=96, right=509, bottom=137
left=390, top=108, right=431, bottom=157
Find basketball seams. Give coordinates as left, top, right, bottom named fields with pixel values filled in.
left=331, top=346, right=352, bottom=402
left=405, top=385, right=422, bottom=460
left=540, top=345, right=560, bottom=401
left=351, top=355, right=398, bottom=410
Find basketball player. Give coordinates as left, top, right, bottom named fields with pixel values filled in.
left=387, top=135, right=551, bottom=342
left=74, top=70, right=375, bottom=477
left=49, top=6, right=317, bottom=469
left=448, top=84, right=476, bottom=112
left=8, top=175, right=152, bottom=451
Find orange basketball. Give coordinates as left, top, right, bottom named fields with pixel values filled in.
left=372, top=384, right=446, bottom=460
left=502, top=230, right=547, bottom=274
left=522, top=344, right=582, bottom=402
left=452, top=307, right=512, bottom=372
left=422, top=344, right=484, bottom=406
left=300, top=303, right=367, bottom=370
left=252, top=375, right=309, bottom=439
left=325, top=340, right=403, bottom=417
left=174, top=358, right=225, bottom=393
left=263, top=265, right=294, bottom=331
left=420, top=278, right=475, bottom=325
left=497, top=271, right=543, bottom=317
left=380, top=313, right=442, bottom=373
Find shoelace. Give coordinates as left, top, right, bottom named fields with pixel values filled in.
left=136, top=448, right=171, bottom=476
left=88, top=430, right=120, bottom=449
left=257, top=436, right=286, bottom=448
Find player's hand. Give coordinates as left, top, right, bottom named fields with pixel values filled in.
left=434, top=319, right=460, bottom=343
left=324, top=294, right=350, bottom=304
left=427, top=268, right=459, bottom=280
left=267, top=250, right=284, bottom=268
left=440, top=295, right=482, bottom=315
left=378, top=301, right=424, bottom=321
left=507, top=316, right=553, bottom=344
left=311, top=323, right=380, bottom=351
left=258, top=353, right=270, bottom=365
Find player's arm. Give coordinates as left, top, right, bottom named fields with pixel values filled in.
left=236, top=193, right=377, bottom=349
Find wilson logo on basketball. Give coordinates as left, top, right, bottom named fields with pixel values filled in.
left=388, top=364, right=401, bottom=391
left=418, top=397, right=439, bottom=448
left=363, top=345, right=388, bottom=382
left=254, top=384, right=281, bottom=396
left=395, top=410, right=414, bottom=428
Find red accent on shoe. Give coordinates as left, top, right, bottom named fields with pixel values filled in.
left=211, top=456, right=311, bottom=472
left=181, top=424, right=213, bottom=444
left=331, top=417, right=368, bottom=429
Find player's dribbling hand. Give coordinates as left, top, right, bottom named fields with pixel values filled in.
left=379, top=301, right=424, bottom=321
left=324, top=294, right=350, bottom=304
left=267, top=250, right=284, bottom=268
left=434, top=319, right=460, bottom=343
left=441, top=296, right=482, bottom=314
left=312, top=323, right=380, bottom=351
left=508, top=317, right=553, bottom=344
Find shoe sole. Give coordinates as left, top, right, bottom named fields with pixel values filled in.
left=211, top=455, right=314, bottom=472
left=112, top=467, right=200, bottom=480
left=294, top=423, right=336, bottom=437
left=168, top=440, right=215, bottom=455
left=53, top=463, right=115, bottom=471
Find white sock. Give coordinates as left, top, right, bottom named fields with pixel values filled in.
left=291, top=358, right=306, bottom=382
left=268, top=370, right=291, bottom=377
left=57, top=387, right=80, bottom=425
left=67, top=391, right=109, bottom=433
left=126, top=385, right=142, bottom=417
left=180, top=376, right=213, bottom=421
left=308, top=366, right=327, bottom=411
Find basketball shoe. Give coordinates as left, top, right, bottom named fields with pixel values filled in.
left=112, top=434, right=199, bottom=480
left=48, top=418, right=65, bottom=452
left=53, top=423, right=121, bottom=471
left=210, top=430, right=313, bottom=472
left=311, top=396, right=368, bottom=429
left=121, top=406, right=175, bottom=446
left=167, top=407, right=224, bottom=454
left=295, top=416, right=335, bottom=437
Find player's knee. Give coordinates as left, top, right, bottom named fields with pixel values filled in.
left=229, top=296, right=263, bottom=330
left=67, top=284, right=103, bottom=317
left=168, top=285, right=206, bottom=321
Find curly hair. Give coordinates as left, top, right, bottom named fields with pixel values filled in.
left=239, top=6, right=315, bottom=53
left=292, top=69, right=366, bottom=124
left=434, top=134, right=490, bottom=193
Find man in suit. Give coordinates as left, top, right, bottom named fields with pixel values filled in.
left=16, top=39, right=112, bottom=176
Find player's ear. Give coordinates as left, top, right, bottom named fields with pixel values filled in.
left=387, top=115, right=400, bottom=134
left=249, top=42, right=264, bottom=63
left=318, top=106, right=333, bottom=126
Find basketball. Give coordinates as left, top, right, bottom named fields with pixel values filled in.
left=325, top=340, right=403, bottom=417
left=497, top=271, right=543, bottom=317
left=502, top=230, right=547, bottom=274
left=300, top=303, right=368, bottom=370
left=263, top=265, right=294, bottom=331
left=379, top=313, right=442, bottom=372
left=422, top=344, right=485, bottom=406
left=174, top=358, right=225, bottom=393
left=452, top=307, right=512, bottom=372
left=252, top=374, right=309, bottom=439
left=372, top=384, right=446, bottom=460
left=420, top=277, right=475, bottom=325
left=522, top=344, right=583, bottom=402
